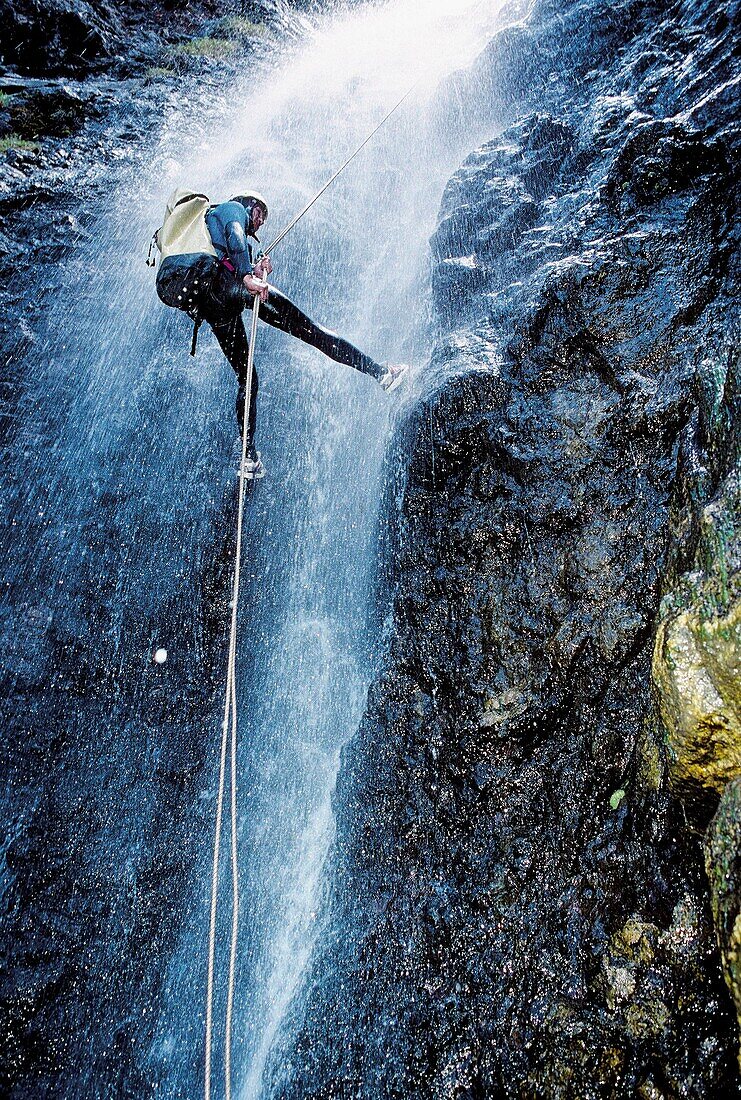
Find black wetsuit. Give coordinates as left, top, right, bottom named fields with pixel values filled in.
left=156, top=199, right=383, bottom=443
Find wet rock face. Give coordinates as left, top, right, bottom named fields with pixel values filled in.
left=651, top=368, right=739, bottom=806
left=0, top=0, right=123, bottom=76
left=0, top=0, right=317, bottom=78
left=268, top=0, right=740, bottom=1096
left=8, top=84, right=97, bottom=137
left=654, top=590, right=740, bottom=800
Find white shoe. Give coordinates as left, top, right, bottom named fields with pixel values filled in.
left=240, top=449, right=265, bottom=480
left=379, top=363, right=409, bottom=393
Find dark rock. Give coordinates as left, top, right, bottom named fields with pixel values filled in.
left=0, top=0, right=122, bottom=77
left=706, top=778, right=741, bottom=1068
left=9, top=85, right=97, bottom=139
left=0, top=229, right=21, bottom=255
left=265, top=0, right=741, bottom=1095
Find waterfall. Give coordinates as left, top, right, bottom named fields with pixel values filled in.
left=190, top=4, right=506, bottom=1096
left=2, top=2, right=506, bottom=1097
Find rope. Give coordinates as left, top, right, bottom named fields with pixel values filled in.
left=205, top=294, right=261, bottom=1100
left=203, top=70, right=427, bottom=1100
left=204, top=77, right=421, bottom=1085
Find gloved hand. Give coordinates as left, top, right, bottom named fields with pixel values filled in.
left=243, top=272, right=270, bottom=303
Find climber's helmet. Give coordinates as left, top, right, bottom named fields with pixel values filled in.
left=231, top=192, right=269, bottom=235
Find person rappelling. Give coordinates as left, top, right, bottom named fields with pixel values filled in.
left=152, top=190, right=407, bottom=480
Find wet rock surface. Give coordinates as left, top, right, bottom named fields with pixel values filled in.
left=267, top=0, right=740, bottom=1096
left=654, top=583, right=740, bottom=800
left=0, top=0, right=123, bottom=76
left=706, top=778, right=741, bottom=1068
left=0, top=0, right=262, bottom=77
left=0, top=2, right=319, bottom=1097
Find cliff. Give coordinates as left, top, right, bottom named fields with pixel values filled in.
left=1, top=0, right=738, bottom=1096
left=265, top=1, right=741, bottom=1095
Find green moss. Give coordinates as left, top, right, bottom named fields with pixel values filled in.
left=614, top=918, right=657, bottom=965
left=637, top=1079, right=665, bottom=1100
left=702, top=504, right=735, bottom=610
left=598, top=1047, right=625, bottom=1079
left=653, top=595, right=741, bottom=796
left=175, top=37, right=239, bottom=59
left=625, top=999, right=671, bottom=1040
left=0, top=133, right=39, bottom=153
left=214, top=16, right=270, bottom=40
left=0, top=91, right=10, bottom=110
left=637, top=714, right=666, bottom=792
left=144, top=66, right=176, bottom=81
left=172, top=16, right=271, bottom=62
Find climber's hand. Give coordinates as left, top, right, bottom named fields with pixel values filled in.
left=243, top=273, right=269, bottom=303
left=253, top=256, right=273, bottom=279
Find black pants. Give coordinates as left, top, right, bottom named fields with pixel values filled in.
left=199, top=263, right=384, bottom=443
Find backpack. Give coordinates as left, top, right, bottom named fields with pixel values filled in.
left=146, top=188, right=218, bottom=266
left=149, top=189, right=220, bottom=357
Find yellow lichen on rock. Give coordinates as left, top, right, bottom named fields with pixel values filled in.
left=652, top=599, right=741, bottom=795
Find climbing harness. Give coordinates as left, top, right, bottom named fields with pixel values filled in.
left=205, top=292, right=261, bottom=1100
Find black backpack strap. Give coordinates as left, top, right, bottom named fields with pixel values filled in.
left=190, top=316, right=203, bottom=357
left=146, top=231, right=158, bottom=267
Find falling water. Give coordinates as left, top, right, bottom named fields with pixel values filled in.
left=2, top=1, right=507, bottom=1097
left=185, top=3, right=507, bottom=1096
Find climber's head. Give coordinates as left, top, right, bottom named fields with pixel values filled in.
left=231, top=192, right=269, bottom=235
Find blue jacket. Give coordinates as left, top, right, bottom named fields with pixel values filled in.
left=205, top=200, right=263, bottom=279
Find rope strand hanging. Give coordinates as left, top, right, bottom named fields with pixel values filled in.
left=263, top=79, right=421, bottom=257
left=203, top=67, right=431, bottom=1100
left=263, top=0, right=493, bottom=257
left=204, top=296, right=261, bottom=1100
left=202, top=71, right=423, bottom=1100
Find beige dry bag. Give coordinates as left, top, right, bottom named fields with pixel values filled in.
left=155, top=189, right=217, bottom=260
